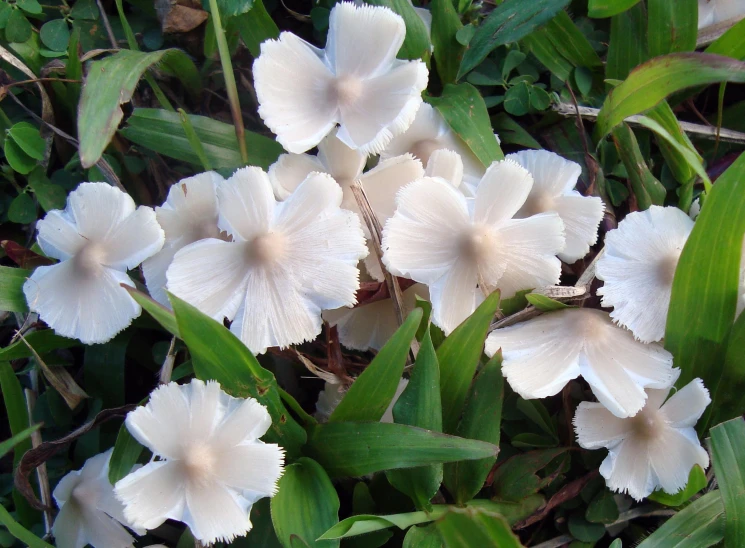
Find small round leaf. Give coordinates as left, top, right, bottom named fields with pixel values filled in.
left=8, top=123, right=46, bottom=160
left=40, top=19, right=71, bottom=52
left=4, top=138, right=38, bottom=174
left=5, top=9, right=32, bottom=43
left=16, top=0, right=42, bottom=15
left=8, top=193, right=36, bottom=224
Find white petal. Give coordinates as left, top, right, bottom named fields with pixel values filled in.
left=115, top=461, right=187, bottom=531
left=166, top=239, right=249, bottom=323
left=317, top=128, right=367, bottom=182
left=125, top=381, right=191, bottom=458
left=254, top=33, right=337, bottom=154
left=573, top=402, right=633, bottom=450
left=659, top=379, right=711, bottom=428
left=142, top=243, right=178, bottom=307
left=217, top=167, right=276, bottom=242
left=413, top=5, right=432, bottom=34
left=337, top=60, right=428, bottom=154
left=187, top=379, right=229, bottom=441
left=53, top=468, right=82, bottom=507
left=268, top=153, right=326, bottom=200
left=382, top=177, right=468, bottom=283
left=155, top=172, right=222, bottom=245
left=67, top=183, right=136, bottom=242
left=360, top=153, right=425, bottom=224
left=429, top=258, right=483, bottom=335
left=79, top=508, right=137, bottom=548
left=102, top=205, right=164, bottom=271
left=551, top=195, right=604, bottom=264
left=508, top=150, right=582, bottom=197
left=215, top=443, right=284, bottom=495
left=486, top=314, right=583, bottom=399
left=326, top=2, right=405, bottom=78
left=490, top=213, right=565, bottom=298
left=602, top=437, right=656, bottom=500
left=213, top=397, right=273, bottom=448
left=36, top=210, right=86, bottom=261
left=473, top=159, right=534, bottom=225
left=315, top=382, right=346, bottom=422
left=649, top=427, right=709, bottom=495
left=597, top=206, right=694, bottom=343
left=184, top=482, right=252, bottom=544
left=425, top=149, right=464, bottom=189
left=52, top=502, right=87, bottom=548
left=24, top=262, right=141, bottom=345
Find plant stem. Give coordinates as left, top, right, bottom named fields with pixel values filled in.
left=208, top=0, right=249, bottom=165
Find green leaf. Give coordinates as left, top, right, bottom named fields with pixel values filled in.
left=585, top=489, right=619, bottom=524
left=516, top=398, right=557, bottom=439
left=0, top=2, right=12, bottom=28
left=596, top=53, right=745, bottom=140
left=605, top=2, right=648, bottom=81
left=271, top=458, right=340, bottom=548
left=542, top=11, right=603, bottom=69
left=304, top=421, right=498, bottom=479
left=6, top=9, right=32, bottom=43
left=8, top=122, right=46, bottom=160
left=78, top=50, right=201, bottom=168
left=39, top=19, right=71, bottom=52
left=568, top=514, right=606, bottom=542
left=588, top=0, right=641, bottom=18
left=5, top=138, right=38, bottom=175
left=491, top=113, right=542, bottom=149
left=120, top=108, right=283, bottom=170
left=16, top=0, right=42, bottom=14
left=710, top=311, right=745, bottom=426
left=108, top=424, right=144, bottom=484
left=403, top=524, right=442, bottom=548
left=706, top=18, right=745, bottom=60
left=368, top=0, right=431, bottom=62
left=0, top=330, right=78, bottom=361
left=0, top=266, right=30, bottom=313
left=426, top=83, right=503, bottom=168
left=525, top=293, right=570, bottom=311
left=387, top=329, right=443, bottom=509
left=710, top=417, right=745, bottom=547
left=236, top=0, right=279, bottom=57
left=437, top=290, right=500, bottom=433
left=27, top=169, right=67, bottom=212
left=648, top=465, right=707, bottom=507
left=444, top=352, right=503, bottom=504
left=123, top=286, right=180, bottom=337
left=637, top=491, right=724, bottom=548
left=611, top=123, right=666, bottom=209
left=431, top=0, right=464, bottom=85
left=330, top=309, right=421, bottom=422
left=170, top=293, right=306, bottom=458
left=647, top=0, right=697, bottom=57
left=504, top=83, right=531, bottom=116
left=0, top=423, right=40, bottom=459
left=666, top=154, right=745, bottom=424
left=436, top=507, right=523, bottom=548
left=8, top=193, right=37, bottom=224
left=0, top=504, right=53, bottom=548
left=216, top=0, right=253, bottom=17
left=492, top=447, right=569, bottom=501
left=458, top=0, right=570, bottom=79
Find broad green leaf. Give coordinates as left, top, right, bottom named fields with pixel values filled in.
left=648, top=0, right=697, bottom=57
left=491, top=114, right=542, bottom=149
left=0, top=423, right=40, bottom=459
left=271, top=458, right=340, bottom=548
left=522, top=28, right=573, bottom=81
left=710, top=311, right=745, bottom=426
left=84, top=334, right=128, bottom=407
left=666, top=153, right=745, bottom=423
left=596, top=53, right=745, bottom=140
left=8, top=193, right=36, bottom=224
left=542, top=11, right=602, bottom=69
left=39, top=19, right=70, bottom=51
left=304, top=422, right=498, bottom=478
left=436, top=507, right=523, bottom=548
left=710, top=418, right=745, bottom=547
left=120, top=108, right=283, bottom=170
left=444, top=352, right=503, bottom=504
left=6, top=9, right=32, bottom=43
left=78, top=50, right=201, bottom=168
left=588, top=0, right=641, bottom=18
left=457, top=0, right=570, bottom=78
left=706, top=18, right=745, bottom=60
left=516, top=398, right=557, bottom=439
left=431, top=0, right=464, bottom=84
left=28, top=169, right=67, bottom=212
left=16, top=0, right=42, bottom=14
left=492, top=447, right=569, bottom=501
left=585, top=489, right=619, bottom=524
left=108, top=424, right=144, bottom=484
left=123, top=286, right=180, bottom=337
left=170, top=293, right=306, bottom=458
left=216, top=0, right=253, bottom=17
left=387, top=329, right=443, bottom=509
left=368, top=0, right=431, bottom=62
left=236, top=0, right=279, bottom=57
left=0, top=265, right=30, bottom=313
left=5, top=138, right=37, bottom=175
left=8, top=122, right=45, bottom=160
left=403, top=524, right=442, bottom=548
left=319, top=497, right=544, bottom=540
left=0, top=504, right=53, bottom=548
left=525, top=293, right=570, bottom=311
left=426, top=83, right=503, bottom=168
left=637, top=491, right=724, bottom=548
left=610, top=123, right=666, bottom=209
left=504, top=83, right=531, bottom=116
left=605, top=2, right=648, bottom=81
left=330, top=309, right=422, bottom=422
left=568, top=514, right=606, bottom=542
left=0, top=329, right=78, bottom=361
left=648, top=465, right=707, bottom=507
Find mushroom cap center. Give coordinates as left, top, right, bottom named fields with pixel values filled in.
left=187, top=220, right=219, bottom=243
left=577, top=311, right=607, bottom=340
left=331, top=75, right=364, bottom=107
left=181, top=443, right=217, bottom=486
left=246, top=232, right=286, bottom=267
left=631, top=408, right=664, bottom=440
left=521, top=192, right=555, bottom=216
left=410, top=139, right=443, bottom=165
left=73, top=242, right=107, bottom=278
left=71, top=483, right=98, bottom=506
left=459, top=224, right=496, bottom=262
left=657, top=252, right=681, bottom=286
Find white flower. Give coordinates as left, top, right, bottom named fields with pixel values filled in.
left=485, top=308, right=677, bottom=418
left=315, top=378, right=409, bottom=422
left=699, top=0, right=745, bottom=28
left=114, top=379, right=284, bottom=544
left=323, top=283, right=428, bottom=351
left=52, top=449, right=142, bottom=548
left=253, top=2, right=428, bottom=154
left=506, top=150, right=604, bottom=264
left=166, top=167, right=368, bottom=354
left=23, top=183, right=164, bottom=345
left=142, top=172, right=223, bottom=306
left=380, top=103, right=493, bottom=193
left=596, top=206, right=694, bottom=343
left=382, top=156, right=565, bottom=335
left=574, top=374, right=710, bottom=500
